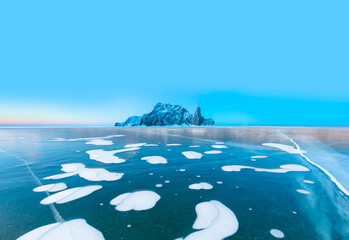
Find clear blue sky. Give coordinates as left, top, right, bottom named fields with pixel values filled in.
left=0, top=1, right=348, bottom=126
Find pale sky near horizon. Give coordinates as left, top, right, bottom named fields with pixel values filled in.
left=1, top=1, right=348, bottom=126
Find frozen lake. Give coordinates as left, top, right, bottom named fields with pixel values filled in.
left=0, top=127, right=348, bottom=239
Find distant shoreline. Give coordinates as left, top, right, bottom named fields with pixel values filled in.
left=0, top=125, right=348, bottom=129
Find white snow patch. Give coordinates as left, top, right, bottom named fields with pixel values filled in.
left=86, top=147, right=139, bottom=164
left=183, top=200, right=238, bottom=240
left=251, top=155, right=268, bottom=158
left=217, top=181, right=223, bottom=184
left=110, top=191, right=160, bottom=211
left=270, top=229, right=285, bottom=238
left=113, top=147, right=140, bottom=154
left=204, top=150, right=222, bottom=154
left=182, top=151, right=203, bottom=159
left=145, top=144, right=158, bottom=147
left=211, top=145, right=228, bottom=149
left=85, top=139, right=113, bottom=146
left=179, top=169, right=186, bottom=172
left=215, top=142, right=225, bottom=144
left=189, top=183, right=213, bottom=190
left=141, top=156, right=167, bottom=164
left=156, top=184, right=163, bottom=188
left=221, top=164, right=309, bottom=173
left=263, top=143, right=307, bottom=154
left=189, top=145, right=200, bottom=148
left=303, top=180, right=314, bottom=184
left=166, top=143, right=182, bottom=146
left=165, top=180, right=170, bottom=183
left=17, top=219, right=105, bottom=240
left=124, top=143, right=146, bottom=148
left=33, top=183, right=67, bottom=193
left=44, top=163, right=124, bottom=181
left=86, top=149, right=125, bottom=164
left=296, top=189, right=311, bottom=195
left=40, top=185, right=102, bottom=204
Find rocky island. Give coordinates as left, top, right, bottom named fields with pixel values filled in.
left=115, top=103, right=214, bottom=127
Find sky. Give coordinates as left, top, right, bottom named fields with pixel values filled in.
left=0, top=1, right=348, bottom=126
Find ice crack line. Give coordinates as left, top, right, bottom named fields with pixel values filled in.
left=0, top=148, right=64, bottom=222
left=277, top=130, right=349, bottom=197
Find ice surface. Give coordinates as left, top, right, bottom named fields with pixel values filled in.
left=278, top=132, right=349, bottom=196
left=221, top=164, right=309, bottom=173
left=40, top=185, right=102, bottom=204
left=86, top=147, right=139, bottom=164
left=263, top=143, right=307, bottom=154
left=211, top=145, right=228, bottom=149
left=85, top=139, right=113, bottom=146
left=45, top=163, right=123, bottom=181
left=124, top=143, right=146, bottom=148
left=17, top=219, right=105, bottom=240
left=192, top=202, right=217, bottom=229
left=296, top=189, right=311, bottom=195
left=251, top=155, right=268, bottom=158
left=113, top=147, right=140, bottom=154
left=270, top=229, right=285, bottom=238
left=33, top=183, right=67, bottom=193
left=182, top=151, right=203, bottom=159
left=166, top=143, right=182, bottom=146
left=204, top=150, right=222, bottom=154
left=189, top=183, right=213, bottom=190
left=183, top=200, right=239, bottom=240
left=86, top=149, right=125, bottom=164
left=52, top=135, right=123, bottom=142
left=44, top=172, right=79, bottom=180
left=110, top=191, right=161, bottom=211
left=141, top=156, right=167, bottom=164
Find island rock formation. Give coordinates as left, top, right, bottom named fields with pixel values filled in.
left=115, top=103, right=214, bottom=127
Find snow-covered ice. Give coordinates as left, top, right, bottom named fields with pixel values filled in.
left=204, top=150, right=222, bottom=154
left=189, top=183, right=213, bottom=190
left=182, top=151, right=203, bottom=159
left=17, top=219, right=105, bottom=240
left=141, top=156, right=167, bottom=164
left=296, top=189, right=311, bottom=195
left=211, top=145, right=228, bottom=149
left=110, top=191, right=161, bottom=211
left=183, top=200, right=239, bottom=240
left=124, top=143, right=146, bottom=148
left=270, top=229, right=285, bottom=238
left=40, top=185, right=102, bottom=204
left=33, top=183, right=67, bottom=193
left=85, top=139, right=113, bottom=146
left=303, top=180, right=315, bottom=184
left=44, top=163, right=124, bottom=181
left=263, top=143, right=307, bottom=154
left=221, top=164, right=309, bottom=173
